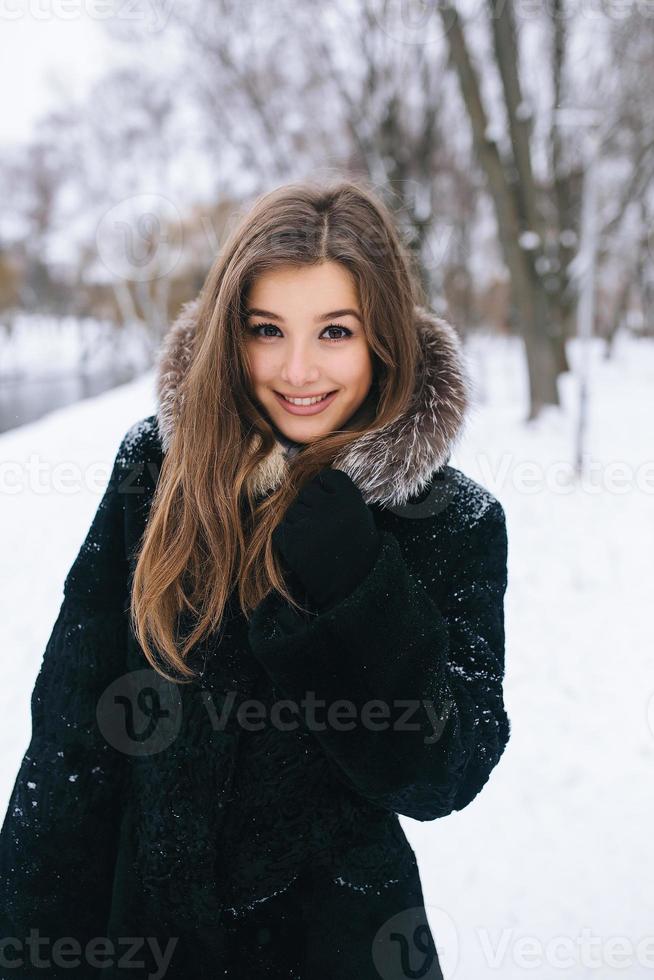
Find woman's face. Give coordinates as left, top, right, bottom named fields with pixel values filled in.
left=243, top=261, right=374, bottom=443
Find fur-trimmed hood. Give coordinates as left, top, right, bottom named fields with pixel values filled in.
left=155, top=296, right=472, bottom=508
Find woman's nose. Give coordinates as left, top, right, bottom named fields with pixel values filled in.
left=280, top=347, right=321, bottom=387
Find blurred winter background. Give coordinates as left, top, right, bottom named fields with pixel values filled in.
left=1, top=0, right=653, bottom=976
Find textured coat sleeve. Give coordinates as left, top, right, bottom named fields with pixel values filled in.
left=247, top=499, right=510, bottom=821
left=0, top=426, right=137, bottom=951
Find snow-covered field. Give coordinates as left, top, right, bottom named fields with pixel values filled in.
left=1, top=331, right=652, bottom=977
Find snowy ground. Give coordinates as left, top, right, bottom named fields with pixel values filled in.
left=1, top=331, right=652, bottom=977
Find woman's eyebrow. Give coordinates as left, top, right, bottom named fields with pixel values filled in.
left=245, top=307, right=362, bottom=323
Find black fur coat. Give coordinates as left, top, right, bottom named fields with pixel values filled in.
left=0, top=299, right=510, bottom=979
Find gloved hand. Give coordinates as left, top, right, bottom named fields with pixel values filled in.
left=272, top=468, right=381, bottom=612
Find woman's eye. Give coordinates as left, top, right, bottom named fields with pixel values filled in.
left=248, top=323, right=280, bottom=339
left=247, top=323, right=353, bottom=342
left=323, top=324, right=352, bottom=341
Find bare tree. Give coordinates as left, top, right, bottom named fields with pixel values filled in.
left=107, top=0, right=481, bottom=309
left=597, top=16, right=654, bottom=345
left=438, top=0, right=565, bottom=418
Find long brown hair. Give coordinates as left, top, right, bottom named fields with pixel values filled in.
left=130, top=177, right=426, bottom=683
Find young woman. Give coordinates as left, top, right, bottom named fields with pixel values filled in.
left=0, top=179, right=510, bottom=979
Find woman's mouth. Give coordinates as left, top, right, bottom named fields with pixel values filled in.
left=273, top=390, right=338, bottom=416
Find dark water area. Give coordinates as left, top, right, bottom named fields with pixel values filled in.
left=0, top=365, right=141, bottom=435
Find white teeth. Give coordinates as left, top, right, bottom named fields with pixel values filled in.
left=280, top=392, right=332, bottom=406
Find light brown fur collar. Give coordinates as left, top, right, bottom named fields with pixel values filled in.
left=155, top=296, right=472, bottom=508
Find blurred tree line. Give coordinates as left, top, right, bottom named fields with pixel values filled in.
left=0, top=0, right=652, bottom=420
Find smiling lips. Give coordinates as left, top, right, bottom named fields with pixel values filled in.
left=274, top=390, right=338, bottom=415
left=277, top=391, right=334, bottom=404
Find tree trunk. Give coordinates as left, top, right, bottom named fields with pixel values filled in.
left=439, top=2, right=559, bottom=418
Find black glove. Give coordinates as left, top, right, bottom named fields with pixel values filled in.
left=272, top=468, right=381, bottom=612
